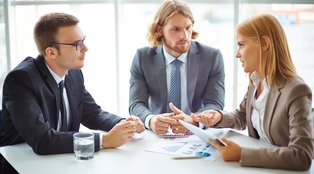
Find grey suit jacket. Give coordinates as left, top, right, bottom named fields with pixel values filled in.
left=217, top=76, right=313, bottom=170
left=129, top=41, right=225, bottom=123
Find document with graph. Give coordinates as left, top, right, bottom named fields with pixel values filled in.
left=145, top=141, right=219, bottom=161
left=178, top=120, right=225, bottom=146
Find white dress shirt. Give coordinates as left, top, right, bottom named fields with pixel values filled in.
left=250, top=72, right=271, bottom=143
left=46, top=64, right=104, bottom=148
left=46, top=64, right=71, bottom=131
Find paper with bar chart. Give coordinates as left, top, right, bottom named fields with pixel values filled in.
left=145, top=141, right=219, bottom=161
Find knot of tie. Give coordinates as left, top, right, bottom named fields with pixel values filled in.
left=59, top=80, right=64, bottom=92
left=171, top=59, right=182, bottom=69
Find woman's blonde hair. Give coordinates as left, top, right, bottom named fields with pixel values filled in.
left=147, top=0, right=199, bottom=47
left=236, top=14, right=297, bottom=85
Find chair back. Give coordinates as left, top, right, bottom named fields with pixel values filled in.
left=0, top=110, right=3, bottom=138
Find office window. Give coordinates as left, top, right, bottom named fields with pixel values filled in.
left=10, top=3, right=118, bottom=113
left=0, top=0, right=6, bottom=109
left=1, top=1, right=313, bottom=113
left=117, top=3, right=158, bottom=116
left=189, top=3, right=234, bottom=110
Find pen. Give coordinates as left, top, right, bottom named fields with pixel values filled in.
left=214, top=138, right=225, bottom=146
left=172, top=156, right=204, bottom=160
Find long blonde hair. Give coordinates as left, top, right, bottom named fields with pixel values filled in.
left=147, top=0, right=199, bottom=47
left=236, top=14, right=297, bottom=85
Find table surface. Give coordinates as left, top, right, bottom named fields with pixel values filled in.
left=0, top=128, right=313, bottom=174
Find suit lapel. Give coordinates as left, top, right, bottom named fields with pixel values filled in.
left=154, top=46, right=168, bottom=111
left=35, top=56, right=60, bottom=129
left=246, top=85, right=258, bottom=137
left=264, top=78, right=285, bottom=143
left=186, top=43, right=200, bottom=108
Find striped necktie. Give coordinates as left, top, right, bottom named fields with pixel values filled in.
left=168, top=59, right=182, bottom=112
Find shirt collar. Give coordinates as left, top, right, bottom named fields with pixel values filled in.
left=250, top=71, right=260, bottom=87
left=250, top=71, right=269, bottom=90
left=162, top=45, right=187, bottom=66
left=45, top=63, right=65, bottom=84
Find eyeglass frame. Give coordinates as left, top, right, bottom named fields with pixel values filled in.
left=51, top=36, right=86, bottom=51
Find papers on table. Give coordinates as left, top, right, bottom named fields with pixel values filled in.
left=157, top=127, right=194, bottom=139
left=145, top=141, right=219, bottom=161
left=178, top=120, right=225, bottom=146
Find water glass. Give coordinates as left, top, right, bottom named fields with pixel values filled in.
left=73, top=132, right=94, bottom=160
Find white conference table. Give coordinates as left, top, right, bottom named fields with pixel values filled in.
left=0, top=129, right=313, bottom=174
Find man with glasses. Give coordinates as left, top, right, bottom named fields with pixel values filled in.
left=0, top=12, right=144, bottom=155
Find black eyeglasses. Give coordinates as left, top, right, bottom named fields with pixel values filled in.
left=52, top=36, right=86, bottom=51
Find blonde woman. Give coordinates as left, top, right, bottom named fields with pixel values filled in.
left=192, top=14, right=313, bottom=170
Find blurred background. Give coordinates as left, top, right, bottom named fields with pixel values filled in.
left=0, top=0, right=313, bottom=117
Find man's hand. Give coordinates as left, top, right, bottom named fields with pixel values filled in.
left=168, top=103, right=197, bottom=133
left=210, top=137, right=241, bottom=162
left=149, top=113, right=176, bottom=134
left=192, top=110, right=222, bottom=127
left=126, top=115, right=145, bottom=133
left=101, top=120, right=136, bottom=148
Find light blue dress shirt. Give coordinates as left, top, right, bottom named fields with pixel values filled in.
left=144, top=46, right=191, bottom=129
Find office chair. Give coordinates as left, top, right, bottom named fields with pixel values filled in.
left=0, top=110, right=3, bottom=138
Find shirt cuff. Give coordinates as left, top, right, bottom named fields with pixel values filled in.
left=199, top=122, right=205, bottom=129
left=144, top=114, right=155, bottom=129
left=99, top=132, right=104, bottom=149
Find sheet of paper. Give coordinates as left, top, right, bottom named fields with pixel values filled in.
left=178, top=120, right=225, bottom=146
left=145, top=141, right=219, bottom=161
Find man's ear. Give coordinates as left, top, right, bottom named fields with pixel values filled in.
left=45, top=47, right=57, bottom=58
left=261, top=36, right=270, bottom=51
left=156, top=25, right=162, bottom=35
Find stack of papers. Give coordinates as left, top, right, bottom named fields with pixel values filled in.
left=145, top=120, right=226, bottom=160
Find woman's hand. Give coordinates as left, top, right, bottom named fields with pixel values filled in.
left=191, top=110, right=222, bottom=127
left=210, top=137, right=241, bottom=162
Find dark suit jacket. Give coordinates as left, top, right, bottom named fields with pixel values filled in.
left=0, top=56, right=123, bottom=155
left=129, top=41, right=225, bottom=123
left=218, top=76, right=313, bottom=170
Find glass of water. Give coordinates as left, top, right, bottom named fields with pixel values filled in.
left=73, top=132, right=94, bottom=160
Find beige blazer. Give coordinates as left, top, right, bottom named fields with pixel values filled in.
left=218, top=76, right=313, bottom=170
